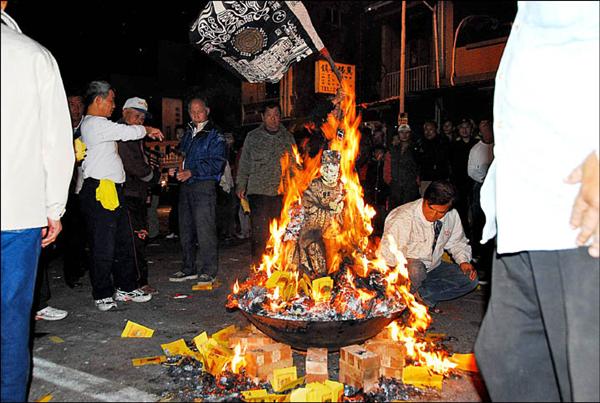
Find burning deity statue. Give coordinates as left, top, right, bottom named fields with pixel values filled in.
left=284, top=150, right=345, bottom=279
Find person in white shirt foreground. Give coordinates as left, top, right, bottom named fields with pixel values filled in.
left=377, top=180, right=478, bottom=311
left=1, top=7, right=74, bottom=401
left=474, top=2, right=599, bottom=401
left=79, top=81, right=163, bottom=312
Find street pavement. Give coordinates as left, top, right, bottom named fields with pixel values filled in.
left=27, top=208, right=491, bottom=402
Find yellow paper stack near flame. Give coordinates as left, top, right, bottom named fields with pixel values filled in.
left=311, top=277, right=333, bottom=303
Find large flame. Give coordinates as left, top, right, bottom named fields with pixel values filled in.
left=229, top=81, right=456, bottom=376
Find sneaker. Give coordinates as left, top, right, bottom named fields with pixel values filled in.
left=169, top=271, right=198, bottom=282
left=36, top=306, right=68, bottom=321
left=114, top=288, right=152, bottom=303
left=140, top=284, right=159, bottom=295
left=165, top=232, right=178, bottom=239
left=196, top=274, right=215, bottom=285
left=95, top=297, right=118, bottom=311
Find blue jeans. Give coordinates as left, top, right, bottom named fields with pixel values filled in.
left=475, top=248, right=599, bottom=401
left=1, top=228, right=41, bottom=402
left=407, top=259, right=478, bottom=307
left=179, top=181, right=218, bottom=278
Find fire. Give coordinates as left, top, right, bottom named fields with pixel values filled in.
left=228, top=81, right=456, bottom=376
left=229, top=342, right=246, bottom=374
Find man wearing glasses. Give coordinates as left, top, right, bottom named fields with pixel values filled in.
left=377, top=180, right=478, bottom=311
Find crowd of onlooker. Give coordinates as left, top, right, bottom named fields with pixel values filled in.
left=353, top=117, right=495, bottom=273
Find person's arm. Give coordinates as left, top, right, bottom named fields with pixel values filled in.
left=445, top=210, right=472, bottom=265
left=235, top=137, right=252, bottom=199
left=40, top=48, right=75, bottom=224
left=92, top=119, right=163, bottom=143
left=566, top=151, right=599, bottom=257
left=376, top=209, right=411, bottom=267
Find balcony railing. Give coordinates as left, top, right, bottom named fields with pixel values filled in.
left=380, top=65, right=431, bottom=98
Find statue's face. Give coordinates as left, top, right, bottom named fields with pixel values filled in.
left=320, top=162, right=340, bottom=185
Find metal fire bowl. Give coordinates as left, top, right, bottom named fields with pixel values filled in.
left=239, top=309, right=404, bottom=352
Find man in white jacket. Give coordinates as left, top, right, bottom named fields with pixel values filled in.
left=377, top=181, right=478, bottom=309
left=1, top=8, right=74, bottom=401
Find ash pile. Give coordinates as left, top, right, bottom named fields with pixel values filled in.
left=228, top=260, right=406, bottom=321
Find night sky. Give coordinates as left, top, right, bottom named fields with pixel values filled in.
left=4, top=0, right=210, bottom=91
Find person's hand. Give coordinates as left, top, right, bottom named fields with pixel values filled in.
left=41, top=218, right=62, bottom=248
left=566, top=151, right=599, bottom=257
left=460, top=262, right=478, bottom=281
left=176, top=169, right=192, bottom=182
left=237, top=189, right=246, bottom=200
left=145, top=126, right=164, bottom=141
left=135, top=229, right=148, bottom=240
left=168, top=168, right=176, bottom=177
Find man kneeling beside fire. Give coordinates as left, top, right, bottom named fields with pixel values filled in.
left=377, top=180, right=478, bottom=310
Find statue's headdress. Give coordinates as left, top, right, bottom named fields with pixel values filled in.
left=321, top=150, right=341, bottom=166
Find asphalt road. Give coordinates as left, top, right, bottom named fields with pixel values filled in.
left=27, top=208, right=491, bottom=402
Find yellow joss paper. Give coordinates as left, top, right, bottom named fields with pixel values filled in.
left=193, top=331, right=209, bottom=351
left=265, top=271, right=292, bottom=289
left=289, top=387, right=307, bottom=402
left=402, top=365, right=443, bottom=390
left=161, top=338, right=194, bottom=357
left=121, top=320, right=154, bottom=338
left=264, top=394, right=288, bottom=402
left=281, top=281, right=296, bottom=301
left=192, top=283, right=213, bottom=291
left=48, top=336, right=64, bottom=344
left=272, top=366, right=297, bottom=392
left=212, top=325, right=237, bottom=346
left=306, top=382, right=333, bottom=402
left=241, top=389, right=268, bottom=400
left=311, top=277, right=333, bottom=302
left=201, top=339, right=234, bottom=376
left=95, top=179, right=119, bottom=211
left=74, top=137, right=87, bottom=161
left=35, top=393, right=53, bottom=402
left=449, top=353, right=478, bottom=372
left=131, top=355, right=166, bottom=366
left=298, top=278, right=311, bottom=297
left=324, top=380, right=344, bottom=402
left=278, top=375, right=305, bottom=392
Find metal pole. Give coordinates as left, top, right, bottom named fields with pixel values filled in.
left=433, top=4, right=440, bottom=88
left=399, top=0, right=406, bottom=118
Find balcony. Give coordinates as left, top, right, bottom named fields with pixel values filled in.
left=380, top=65, right=432, bottom=99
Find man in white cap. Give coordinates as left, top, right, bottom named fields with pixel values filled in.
left=117, top=97, right=159, bottom=295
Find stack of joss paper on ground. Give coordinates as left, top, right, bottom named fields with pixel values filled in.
left=134, top=323, right=477, bottom=401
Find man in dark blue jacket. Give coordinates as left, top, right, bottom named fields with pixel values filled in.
left=168, top=96, right=227, bottom=285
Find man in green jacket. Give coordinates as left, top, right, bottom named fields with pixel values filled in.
left=236, top=102, right=296, bottom=266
